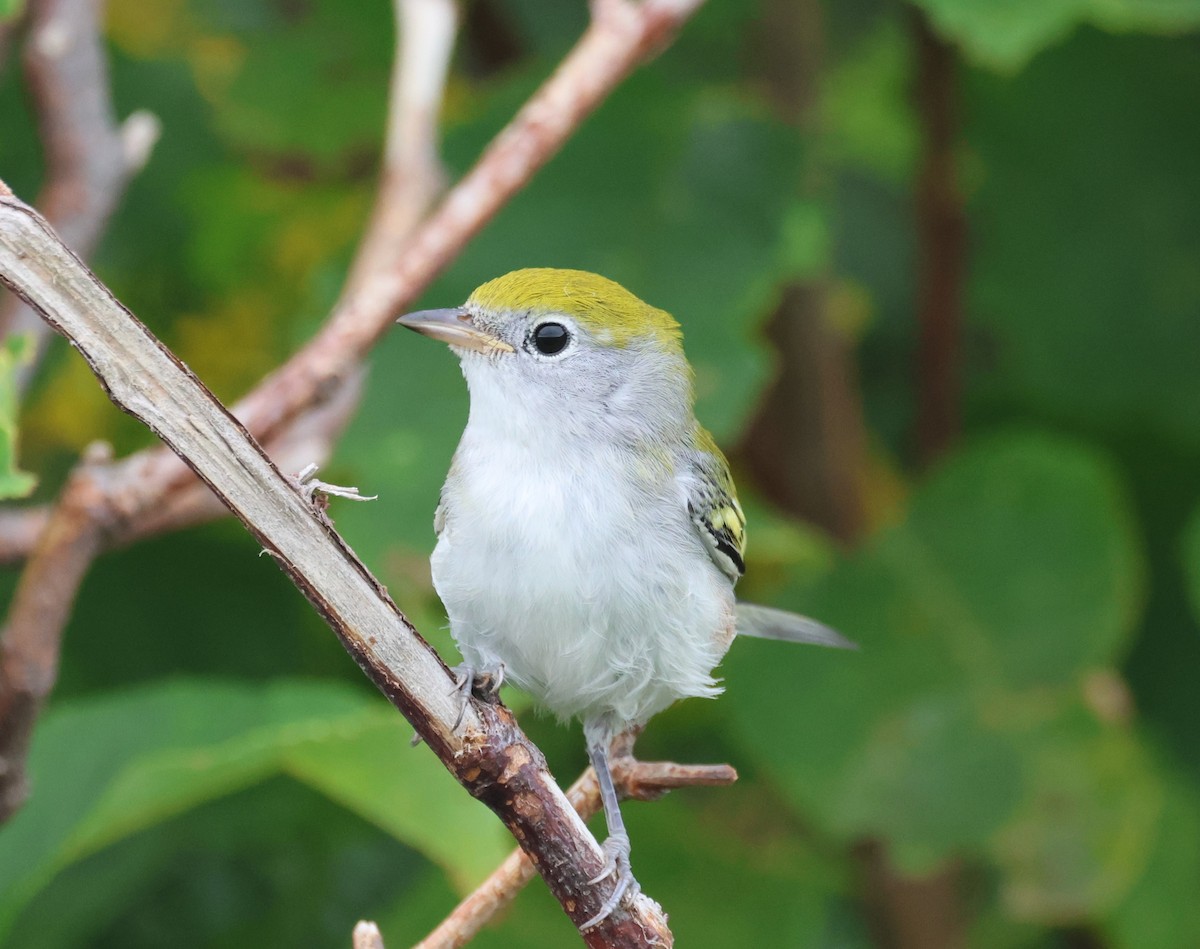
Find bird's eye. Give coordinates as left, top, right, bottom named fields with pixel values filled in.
left=531, top=322, right=570, bottom=356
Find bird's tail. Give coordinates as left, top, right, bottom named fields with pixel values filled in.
left=735, top=602, right=857, bottom=650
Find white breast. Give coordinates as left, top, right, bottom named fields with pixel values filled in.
left=431, top=424, right=734, bottom=727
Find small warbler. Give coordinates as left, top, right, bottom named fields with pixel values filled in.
left=398, top=269, right=851, bottom=926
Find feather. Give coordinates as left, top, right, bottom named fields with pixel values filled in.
left=684, top=429, right=747, bottom=583
left=735, top=602, right=857, bottom=650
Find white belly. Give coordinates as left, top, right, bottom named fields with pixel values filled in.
left=431, top=436, right=734, bottom=727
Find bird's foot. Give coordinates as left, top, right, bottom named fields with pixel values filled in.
left=582, top=831, right=639, bottom=930
left=294, top=463, right=377, bottom=506
left=449, top=663, right=505, bottom=731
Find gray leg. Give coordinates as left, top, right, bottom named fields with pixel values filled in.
left=581, top=718, right=639, bottom=928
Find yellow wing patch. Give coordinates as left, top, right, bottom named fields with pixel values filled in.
left=687, top=430, right=746, bottom=582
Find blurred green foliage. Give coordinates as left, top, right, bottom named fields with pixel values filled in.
left=2, top=0, right=1199, bottom=946
left=0, top=334, right=35, bottom=499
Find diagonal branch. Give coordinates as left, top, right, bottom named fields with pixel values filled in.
left=0, top=1, right=705, bottom=940
left=12, top=0, right=707, bottom=543
left=0, top=193, right=672, bottom=945
left=0, top=0, right=454, bottom=825
left=0, top=0, right=706, bottom=567
left=0, top=0, right=460, bottom=565
left=415, top=752, right=737, bottom=948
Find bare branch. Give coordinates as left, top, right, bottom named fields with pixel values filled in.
left=0, top=371, right=365, bottom=564
left=0, top=192, right=672, bottom=943
left=0, top=443, right=115, bottom=819
left=0, top=0, right=158, bottom=382
left=0, top=0, right=451, bottom=565
left=415, top=747, right=736, bottom=948
left=0, top=3, right=706, bottom=933
left=345, top=0, right=457, bottom=295
left=0, top=0, right=704, bottom=566
left=0, top=0, right=451, bottom=834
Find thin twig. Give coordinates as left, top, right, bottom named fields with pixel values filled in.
left=0, top=0, right=453, bottom=833
left=0, top=2, right=706, bottom=936
left=0, top=0, right=158, bottom=386
left=0, top=0, right=704, bottom=568
left=0, top=193, right=671, bottom=944
left=415, top=755, right=736, bottom=948
left=0, top=443, right=115, bottom=819
left=0, top=0, right=457, bottom=564
left=16, top=0, right=707, bottom=552
left=0, top=367, right=367, bottom=562
left=344, top=0, right=457, bottom=295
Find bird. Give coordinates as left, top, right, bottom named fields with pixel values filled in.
left=396, top=268, right=853, bottom=927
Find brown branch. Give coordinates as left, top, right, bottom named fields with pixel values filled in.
left=0, top=0, right=445, bottom=834
left=344, top=0, right=456, bottom=296
left=0, top=370, right=366, bottom=563
left=415, top=748, right=737, bottom=948
left=0, top=0, right=455, bottom=564
left=0, top=195, right=673, bottom=945
left=0, top=0, right=705, bottom=569
left=0, top=0, right=158, bottom=384
left=912, top=7, right=967, bottom=468
left=0, top=443, right=116, bottom=819
left=741, top=283, right=869, bottom=544
left=0, top=3, right=706, bottom=935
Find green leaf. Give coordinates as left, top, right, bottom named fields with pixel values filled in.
left=966, top=32, right=1200, bottom=452
left=0, top=0, right=24, bottom=23
left=0, top=333, right=37, bottom=500
left=7, top=778, right=434, bottom=949
left=838, top=695, right=1024, bottom=871
left=914, top=0, right=1200, bottom=71
left=0, top=680, right=509, bottom=940
left=899, top=430, right=1143, bottom=687
left=823, top=21, right=919, bottom=182
left=200, top=0, right=393, bottom=164
left=727, top=430, right=1150, bottom=902
left=1104, top=765, right=1200, bottom=948
left=994, top=708, right=1162, bottom=919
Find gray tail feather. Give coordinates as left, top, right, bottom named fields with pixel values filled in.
left=735, top=602, right=858, bottom=650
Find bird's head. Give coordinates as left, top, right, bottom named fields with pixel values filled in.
left=397, top=269, right=695, bottom=442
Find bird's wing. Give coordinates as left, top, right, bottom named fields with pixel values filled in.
left=683, top=429, right=747, bottom=584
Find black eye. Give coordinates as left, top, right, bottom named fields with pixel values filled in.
left=532, top=322, right=570, bottom=355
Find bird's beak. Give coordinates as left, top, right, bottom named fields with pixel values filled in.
left=395, top=308, right=514, bottom=354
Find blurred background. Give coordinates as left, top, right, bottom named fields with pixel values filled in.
left=1, top=0, right=1199, bottom=946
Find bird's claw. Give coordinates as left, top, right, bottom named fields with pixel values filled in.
left=582, top=832, right=638, bottom=929
left=295, top=463, right=377, bottom=506
left=449, top=663, right=505, bottom=732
